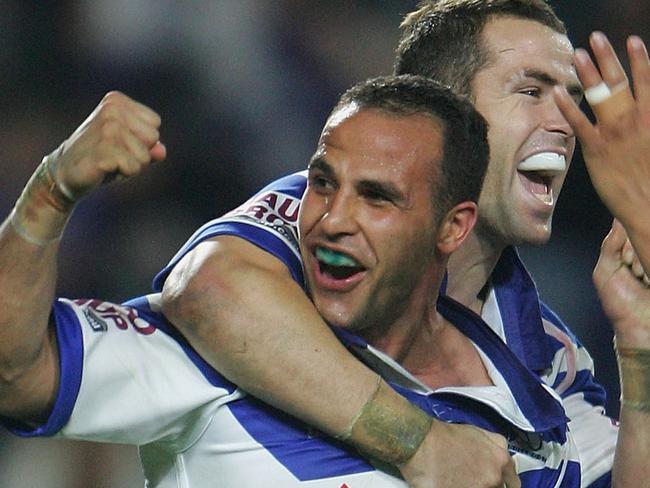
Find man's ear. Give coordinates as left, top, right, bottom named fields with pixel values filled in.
left=436, top=201, right=478, bottom=255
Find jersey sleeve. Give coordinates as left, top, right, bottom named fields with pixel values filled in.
left=4, top=296, right=237, bottom=447
left=540, top=302, right=616, bottom=485
left=152, top=171, right=308, bottom=291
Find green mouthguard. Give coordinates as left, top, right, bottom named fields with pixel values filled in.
left=316, top=247, right=357, bottom=267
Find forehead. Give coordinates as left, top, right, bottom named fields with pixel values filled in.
left=318, top=108, right=444, bottom=174
left=479, top=16, right=578, bottom=86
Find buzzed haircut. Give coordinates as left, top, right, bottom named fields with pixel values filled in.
left=394, top=0, right=566, bottom=98
left=332, top=75, right=489, bottom=216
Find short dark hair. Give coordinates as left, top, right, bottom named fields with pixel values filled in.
left=394, top=0, right=566, bottom=97
left=332, top=75, right=489, bottom=215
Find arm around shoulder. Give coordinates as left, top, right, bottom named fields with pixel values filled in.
left=160, top=235, right=521, bottom=487
left=160, top=234, right=380, bottom=436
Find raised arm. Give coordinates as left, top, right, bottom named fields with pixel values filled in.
left=0, top=91, right=165, bottom=422
left=593, top=220, right=650, bottom=486
left=555, top=32, right=650, bottom=269
left=161, top=217, right=518, bottom=487
left=555, top=32, right=650, bottom=486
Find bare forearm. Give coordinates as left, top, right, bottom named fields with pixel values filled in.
left=0, top=156, right=71, bottom=382
left=613, top=407, right=650, bottom=486
left=0, top=92, right=165, bottom=421
left=162, top=238, right=522, bottom=484
left=162, top=239, right=378, bottom=436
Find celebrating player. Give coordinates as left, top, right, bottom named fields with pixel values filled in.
left=161, top=1, right=621, bottom=485
left=554, top=30, right=650, bottom=484
left=0, top=76, right=534, bottom=487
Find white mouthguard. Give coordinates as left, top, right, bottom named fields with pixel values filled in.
left=517, top=152, right=566, bottom=172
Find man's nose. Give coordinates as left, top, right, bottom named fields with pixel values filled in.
left=319, top=191, right=359, bottom=238
left=543, top=96, right=574, bottom=139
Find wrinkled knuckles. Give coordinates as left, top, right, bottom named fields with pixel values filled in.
left=98, top=119, right=125, bottom=143
left=102, top=91, right=127, bottom=104
left=150, top=112, right=162, bottom=129
left=143, top=128, right=161, bottom=148
left=134, top=148, right=152, bottom=165
left=116, top=156, right=141, bottom=177
left=98, top=98, right=123, bottom=119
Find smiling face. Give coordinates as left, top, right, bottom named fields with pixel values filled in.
left=298, top=107, right=444, bottom=332
left=471, top=16, right=582, bottom=247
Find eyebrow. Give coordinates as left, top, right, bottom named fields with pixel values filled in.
left=307, top=157, right=334, bottom=176
left=522, top=68, right=583, bottom=99
left=358, top=179, right=406, bottom=204
left=308, top=157, right=407, bottom=205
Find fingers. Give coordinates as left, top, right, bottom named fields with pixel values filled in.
left=479, top=430, right=520, bottom=488
left=503, top=458, right=521, bottom=488
left=53, top=91, right=165, bottom=199
left=99, top=91, right=162, bottom=149
left=621, top=235, right=650, bottom=285
left=590, top=32, right=628, bottom=90
left=483, top=432, right=520, bottom=488
left=594, top=219, right=627, bottom=288
left=88, top=92, right=164, bottom=177
left=579, top=32, right=635, bottom=124
left=628, top=36, right=650, bottom=111
left=553, top=85, right=597, bottom=143
left=150, top=141, right=167, bottom=161
left=603, top=218, right=627, bottom=256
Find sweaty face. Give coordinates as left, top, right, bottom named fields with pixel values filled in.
left=298, top=108, right=442, bottom=333
left=471, top=17, right=581, bottom=247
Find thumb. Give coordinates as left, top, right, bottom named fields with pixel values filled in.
left=602, top=218, right=627, bottom=256
left=481, top=429, right=509, bottom=450
left=150, top=141, right=167, bottom=161
left=594, top=218, right=627, bottom=289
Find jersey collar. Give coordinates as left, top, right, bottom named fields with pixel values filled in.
left=488, top=246, right=554, bottom=372
left=330, top=296, right=567, bottom=435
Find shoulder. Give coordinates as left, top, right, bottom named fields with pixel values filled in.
left=153, top=171, right=308, bottom=291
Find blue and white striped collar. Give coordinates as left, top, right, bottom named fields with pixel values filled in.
left=441, top=246, right=554, bottom=372
left=489, top=246, right=554, bottom=372
left=331, top=294, right=567, bottom=434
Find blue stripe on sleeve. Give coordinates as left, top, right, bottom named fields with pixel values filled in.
left=152, top=221, right=304, bottom=291
left=3, top=300, right=84, bottom=437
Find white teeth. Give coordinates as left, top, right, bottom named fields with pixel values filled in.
left=534, top=192, right=553, bottom=204
left=517, top=152, right=566, bottom=172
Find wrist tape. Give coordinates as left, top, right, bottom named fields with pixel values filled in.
left=616, top=345, right=650, bottom=412
left=10, top=151, right=74, bottom=246
left=338, top=376, right=432, bottom=465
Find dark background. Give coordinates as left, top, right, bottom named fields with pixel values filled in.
left=1, top=1, right=646, bottom=485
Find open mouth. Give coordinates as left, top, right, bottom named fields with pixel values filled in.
left=516, top=152, right=566, bottom=205
left=315, top=247, right=365, bottom=281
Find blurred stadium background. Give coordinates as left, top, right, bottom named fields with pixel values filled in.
left=0, top=1, right=647, bottom=486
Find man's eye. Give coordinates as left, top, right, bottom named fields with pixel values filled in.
left=520, top=87, right=541, bottom=98
left=364, top=190, right=391, bottom=204
left=310, top=175, right=333, bottom=190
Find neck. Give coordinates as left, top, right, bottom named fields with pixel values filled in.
left=446, top=228, right=506, bottom=315
left=363, top=269, right=442, bottom=363
left=364, top=266, right=492, bottom=390
left=401, top=305, right=493, bottom=389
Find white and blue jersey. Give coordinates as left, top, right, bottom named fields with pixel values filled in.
left=5, top=296, right=580, bottom=486
left=153, top=170, right=617, bottom=486
left=479, top=248, right=617, bottom=487
left=2, top=171, right=609, bottom=487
